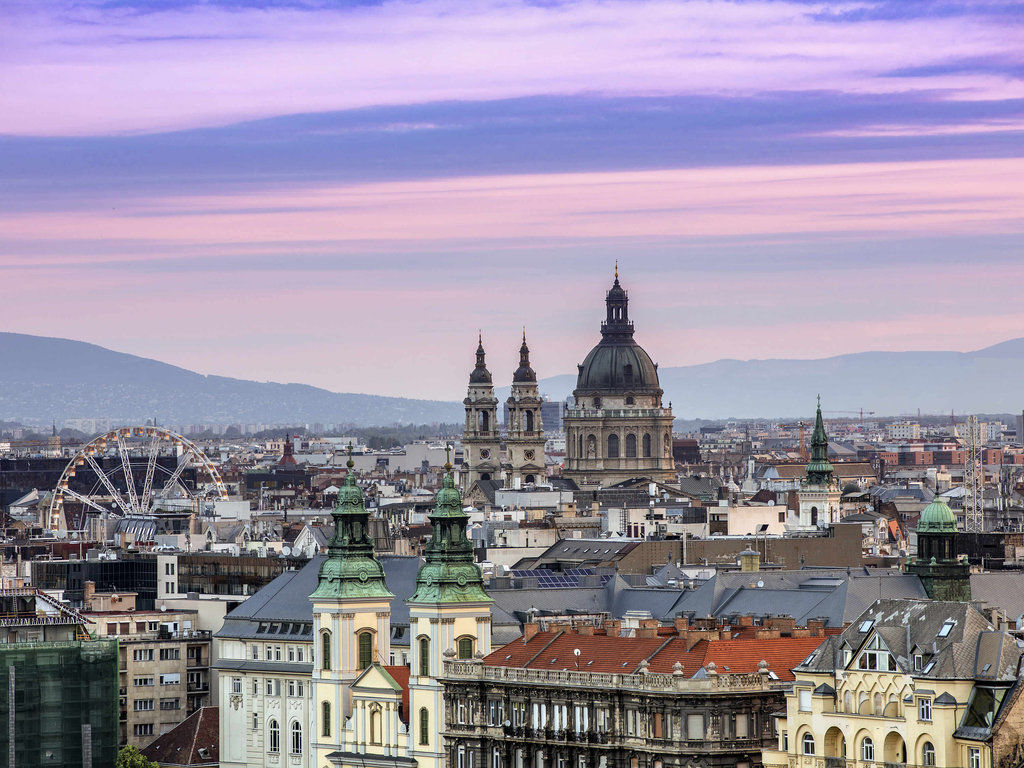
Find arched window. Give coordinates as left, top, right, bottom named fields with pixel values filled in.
left=623, top=364, right=633, bottom=383
left=525, top=474, right=535, bottom=484
left=578, top=434, right=583, bottom=457
left=290, top=721, right=302, bottom=755
left=322, top=701, right=331, bottom=737
left=419, top=707, right=430, bottom=745
left=358, top=631, right=373, bottom=670
left=843, top=691, right=853, bottom=712
left=802, top=733, right=815, bottom=755
left=922, top=742, right=936, bottom=767
left=419, top=637, right=430, bottom=677
left=370, top=709, right=382, bottom=745
left=593, top=397, right=602, bottom=408
left=625, top=434, right=637, bottom=458
left=525, top=411, right=534, bottom=432
left=607, top=434, right=619, bottom=458
left=643, top=433, right=652, bottom=458
left=458, top=637, right=473, bottom=659
left=320, top=630, right=331, bottom=671
left=268, top=719, right=280, bottom=753
left=810, top=506, right=818, bottom=526
left=625, top=396, right=634, bottom=405
left=861, top=737, right=874, bottom=762
left=478, top=411, right=489, bottom=432
left=873, top=692, right=883, bottom=716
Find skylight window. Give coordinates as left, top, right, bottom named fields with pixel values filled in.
left=923, top=660, right=936, bottom=674
left=938, top=621, right=955, bottom=638
left=859, top=620, right=874, bottom=633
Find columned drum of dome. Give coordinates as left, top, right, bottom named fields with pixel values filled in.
left=563, top=268, right=675, bottom=486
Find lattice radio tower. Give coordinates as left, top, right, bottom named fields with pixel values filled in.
left=964, top=414, right=983, bottom=533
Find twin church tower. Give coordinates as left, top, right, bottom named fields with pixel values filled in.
left=462, top=332, right=547, bottom=489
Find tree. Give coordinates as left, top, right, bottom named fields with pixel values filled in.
left=116, top=745, right=158, bottom=768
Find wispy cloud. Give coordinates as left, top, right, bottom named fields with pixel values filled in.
left=3, top=0, right=1023, bottom=136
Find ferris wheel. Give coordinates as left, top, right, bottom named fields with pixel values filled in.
left=47, top=425, right=229, bottom=533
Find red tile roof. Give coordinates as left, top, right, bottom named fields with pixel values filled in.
left=485, top=631, right=828, bottom=682
left=141, top=706, right=218, bottom=767
left=384, top=665, right=410, bottom=724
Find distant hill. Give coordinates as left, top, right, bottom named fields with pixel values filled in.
left=5, top=332, right=1024, bottom=427
left=514, top=339, right=1024, bottom=420
left=0, top=332, right=462, bottom=427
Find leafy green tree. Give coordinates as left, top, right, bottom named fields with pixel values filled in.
left=115, top=745, right=159, bottom=768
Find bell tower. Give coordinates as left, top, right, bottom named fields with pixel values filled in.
left=407, top=455, right=492, bottom=768
left=795, top=396, right=841, bottom=530
left=310, top=453, right=394, bottom=762
left=462, top=333, right=501, bottom=489
left=506, top=330, right=546, bottom=487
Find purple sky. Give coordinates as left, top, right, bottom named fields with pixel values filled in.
left=3, top=0, right=1024, bottom=400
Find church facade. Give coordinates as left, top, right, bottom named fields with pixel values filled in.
left=562, top=270, right=675, bottom=486
left=309, top=456, right=491, bottom=768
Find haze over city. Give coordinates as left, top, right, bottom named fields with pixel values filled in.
left=4, top=0, right=1024, bottom=400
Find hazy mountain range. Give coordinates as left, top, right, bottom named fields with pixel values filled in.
left=3, top=332, right=1024, bottom=427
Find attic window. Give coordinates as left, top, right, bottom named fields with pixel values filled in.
left=505, top=655, right=512, bottom=660
left=938, top=621, right=955, bottom=638
left=982, top=663, right=992, bottom=674
left=587, top=660, right=593, bottom=666
left=858, top=620, right=874, bottom=633
left=923, top=660, right=936, bottom=674
left=256, top=623, right=268, bottom=634
left=914, top=654, right=923, bottom=671
left=550, top=658, right=557, bottom=664
left=622, top=662, right=628, bottom=667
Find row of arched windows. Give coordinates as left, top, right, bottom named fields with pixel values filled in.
left=265, top=719, right=302, bottom=755
left=578, top=432, right=654, bottom=459
left=801, top=731, right=930, bottom=765
left=319, top=629, right=376, bottom=672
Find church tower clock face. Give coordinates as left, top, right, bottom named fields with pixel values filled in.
left=524, top=450, right=535, bottom=461
left=480, top=449, right=490, bottom=459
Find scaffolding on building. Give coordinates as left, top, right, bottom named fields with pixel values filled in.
left=964, top=414, right=984, bottom=533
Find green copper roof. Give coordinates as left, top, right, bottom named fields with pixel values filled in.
left=805, top=395, right=835, bottom=485
left=918, top=497, right=958, bottom=534
left=409, top=465, right=491, bottom=605
left=310, top=461, right=393, bottom=601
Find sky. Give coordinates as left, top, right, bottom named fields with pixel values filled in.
left=2, top=0, right=1024, bottom=400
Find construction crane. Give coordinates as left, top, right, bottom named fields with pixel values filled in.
left=824, top=409, right=876, bottom=420
left=963, top=414, right=983, bottom=533
left=779, top=421, right=808, bottom=459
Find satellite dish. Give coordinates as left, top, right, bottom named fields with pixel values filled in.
left=282, top=546, right=292, bottom=556
left=503, top=720, right=511, bottom=728
left=111, top=594, right=119, bottom=601
left=757, top=580, right=765, bottom=588
left=574, top=648, right=581, bottom=657
left=767, top=500, right=775, bottom=507
left=160, top=605, right=168, bottom=612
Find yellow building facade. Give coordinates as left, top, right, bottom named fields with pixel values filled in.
left=764, top=599, right=1022, bottom=768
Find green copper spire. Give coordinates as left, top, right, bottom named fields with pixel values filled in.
left=310, top=449, right=393, bottom=601
left=409, top=450, right=491, bottom=604
left=805, top=394, right=835, bottom=485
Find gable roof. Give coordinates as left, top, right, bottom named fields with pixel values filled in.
left=141, top=706, right=218, bottom=767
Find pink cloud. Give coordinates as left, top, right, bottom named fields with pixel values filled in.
left=3, top=158, right=1023, bottom=260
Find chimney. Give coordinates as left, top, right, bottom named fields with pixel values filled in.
left=738, top=615, right=754, bottom=627
left=603, top=619, right=621, bottom=636
left=673, top=616, right=690, bottom=633
left=807, top=619, right=825, bottom=637
left=84, top=580, right=96, bottom=608
left=577, top=624, right=595, bottom=636
left=755, top=628, right=781, bottom=640
left=767, top=616, right=796, bottom=634
left=523, top=622, right=540, bottom=642
left=637, top=619, right=658, bottom=639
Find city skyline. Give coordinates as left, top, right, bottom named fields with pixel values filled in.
left=3, top=0, right=1024, bottom=399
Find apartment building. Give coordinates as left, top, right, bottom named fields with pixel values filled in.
left=84, top=595, right=212, bottom=748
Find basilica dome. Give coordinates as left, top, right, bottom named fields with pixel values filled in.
left=574, top=271, right=662, bottom=395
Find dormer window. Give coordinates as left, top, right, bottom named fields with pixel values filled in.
left=914, top=654, right=924, bottom=671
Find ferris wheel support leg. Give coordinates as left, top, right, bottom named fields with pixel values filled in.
left=84, top=453, right=134, bottom=516
left=117, top=434, right=141, bottom=514
left=140, top=433, right=161, bottom=515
